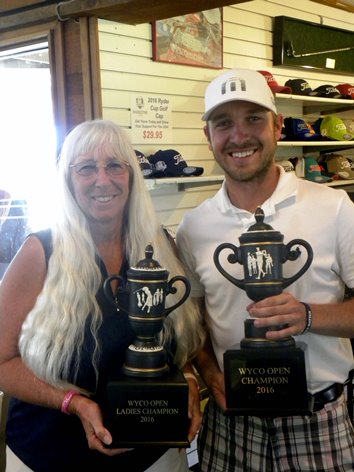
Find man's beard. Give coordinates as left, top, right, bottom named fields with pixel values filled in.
left=218, top=145, right=276, bottom=183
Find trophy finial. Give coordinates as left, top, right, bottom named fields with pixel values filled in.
left=248, top=207, right=274, bottom=232
left=134, top=244, right=163, bottom=270
left=255, top=207, right=264, bottom=223
left=145, top=243, right=154, bottom=260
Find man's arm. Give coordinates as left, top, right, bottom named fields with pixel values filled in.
left=249, top=292, right=354, bottom=340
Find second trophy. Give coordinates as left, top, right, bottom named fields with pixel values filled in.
left=103, top=244, right=191, bottom=447
left=214, top=207, right=314, bottom=416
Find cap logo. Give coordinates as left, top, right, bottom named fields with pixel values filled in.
left=340, top=160, right=350, bottom=170
left=301, top=82, right=311, bottom=92
left=138, top=155, right=149, bottom=165
left=335, top=122, right=346, bottom=132
left=326, top=86, right=338, bottom=95
left=155, top=160, right=167, bottom=172
left=221, top=78, right=246, bottom=95
left=263, top=75, right=273, bottom=84
left=309, top=163, right=321, bottom=172
left=173, top=153, right=184, bottom=165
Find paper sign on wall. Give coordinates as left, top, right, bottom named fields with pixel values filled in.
left=131, top=94, right=172, bottom=144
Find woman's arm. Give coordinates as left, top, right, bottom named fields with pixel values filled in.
left=0, top=235, right=63, bottom=407
left=0, top=236, right=127, bottom=456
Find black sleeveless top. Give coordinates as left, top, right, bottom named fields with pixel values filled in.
left=6, top=229, right=168, bottom=471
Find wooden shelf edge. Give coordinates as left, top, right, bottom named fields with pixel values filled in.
left=326, top=179, right=354, bottom=187
left=275, top=93, right=354, bottom=106
left=278, top=141, right=354, bottom=147
left=145, top=174, right=224, bottom=191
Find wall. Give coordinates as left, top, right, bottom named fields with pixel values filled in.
left=98, top=0, right=354, bottom=233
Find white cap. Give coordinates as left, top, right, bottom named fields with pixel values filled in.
left=202, top=68, right=277, bottom=121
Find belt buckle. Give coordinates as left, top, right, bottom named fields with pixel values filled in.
left=312, top=383, right=343, bottom=412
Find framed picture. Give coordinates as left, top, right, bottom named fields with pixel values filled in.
left=273, top=16, right=354, bottom=75
left=152, top=9, right=223, bottom=69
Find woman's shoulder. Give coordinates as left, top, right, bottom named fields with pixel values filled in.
left=27, top=229, right=53, bottom=266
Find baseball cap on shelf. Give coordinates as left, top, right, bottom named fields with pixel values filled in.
left=304, top=157, right=332, bottom=183
left=343, top=119, right=354, bottom=134
left=278, top=160, right=295, bottom=173
left=312, top=117, right=323, bottom=135
left=134, top=150, right=155, bottom=178
left=202, top=68, right=277, bottom=121
left=311, top=84, right=348, bottom=99
left=284, top=78, right=315, bottom=96
left=320, top=116, right=354, bottom=141
left=325, top=154, right=354, bottom=179
left=149, top=149, right=204, bottom=177
left=335, top=83, right=354, bottom=99
left=258, top=70, right=292, bottom=94
left=282, top=117, right=321, bottom=141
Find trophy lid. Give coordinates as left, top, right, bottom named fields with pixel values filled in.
left=130, top=244, right=166, bottom=273
left=248, top=207, right=273, bottom=231
left=239, top=207, right=283, bottom=243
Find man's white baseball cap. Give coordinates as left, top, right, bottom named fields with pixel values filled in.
left=202, top=68, right=277, bottom=121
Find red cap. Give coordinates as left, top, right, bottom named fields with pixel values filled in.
left=258, top=70, right=292, bottom=94
left=336, top=83, right=354, bottom=99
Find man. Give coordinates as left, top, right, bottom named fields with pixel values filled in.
left=176, top=68, right=354, bottom=471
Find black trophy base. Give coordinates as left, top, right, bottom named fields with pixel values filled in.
left=103, top=367, right=190, bottom=448
left=224, top=342, right=313, bottom=417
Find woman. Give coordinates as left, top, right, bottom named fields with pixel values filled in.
left=0, top=119, right=205, bottom=471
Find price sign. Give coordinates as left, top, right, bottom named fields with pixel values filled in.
left=143, top=130, right=163, bottom=140
left=131, top=94, right=172, bottom=144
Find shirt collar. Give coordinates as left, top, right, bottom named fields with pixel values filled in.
left=216, top=165, right=298, bottom=218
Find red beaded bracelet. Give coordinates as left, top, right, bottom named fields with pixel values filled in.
left=61, top=390, right=80, bottom=415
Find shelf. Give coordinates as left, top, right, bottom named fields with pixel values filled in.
left=278, top=141, right=354, bottom=147
left=275, top=93, right=354, bottom=115
left=326, top=179, right=354, bottom=187
left=143, top=171, right=354, bottom=193
left=145, top=174, right=224, bottom=191
left=278, top=140, right=354, bottom=154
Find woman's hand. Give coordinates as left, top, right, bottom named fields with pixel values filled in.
left=69, top=394, right=132, bottom=456
left=185, top=375, right=202, bottom=443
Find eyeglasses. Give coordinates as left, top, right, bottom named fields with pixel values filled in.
left=69, top=160, right=130, bottom=177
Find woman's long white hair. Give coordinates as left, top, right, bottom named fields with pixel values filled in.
left=19, top=119, right=205, bottom=390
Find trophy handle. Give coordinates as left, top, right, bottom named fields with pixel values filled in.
left=213, top=242, right=245, bottom=290
left=103, top=274, right=126, bottom=308
left=164, top=276, right=191, bottom=317
left=282, top=239, right=313, bottom=289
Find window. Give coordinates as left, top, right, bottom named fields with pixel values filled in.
left=0, top=42, right=57, bottom=278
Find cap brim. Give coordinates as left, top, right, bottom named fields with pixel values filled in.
left=141, top=168, right=155, bottom=178
left=306, top=175, right=332, bottom=183
left=202, top=98, right=277, bottom=121
left=282, top=132, right=322, bottom=141
left=182, top=167, right=204, bottom=176
left=313, top=92, right=343, bottom=99
left=337, top=133, right=354, bottom=140
left=301, top=133, right=322, bottom=141
left=337, top=171, right=354, bottom=179
left=271, top=85, right=292, bottom=94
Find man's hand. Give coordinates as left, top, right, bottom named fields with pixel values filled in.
left=248, top=292, right=308, bottom=338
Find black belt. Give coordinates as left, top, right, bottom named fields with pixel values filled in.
left=310, top=383, right=344, bottom=412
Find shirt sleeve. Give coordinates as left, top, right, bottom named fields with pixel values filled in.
left=176, top=217, right=205, bottom=299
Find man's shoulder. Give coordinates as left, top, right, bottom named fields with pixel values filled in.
left=298, top=176, right=350, bottom=200
left=180, top=195, right=219, bottom=227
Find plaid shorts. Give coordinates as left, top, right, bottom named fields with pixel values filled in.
left=197, top=395, right=354, bottom=471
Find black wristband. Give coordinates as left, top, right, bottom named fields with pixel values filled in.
left=299, top=302, right=312, bottom=335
